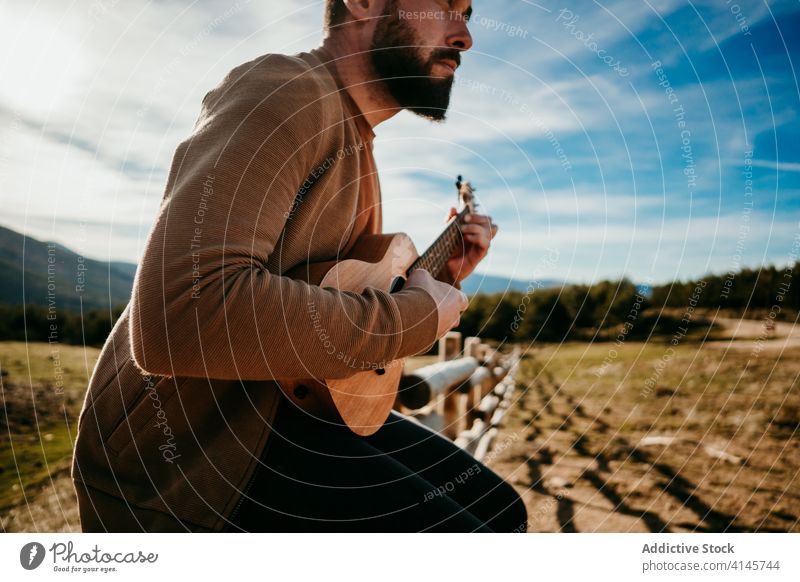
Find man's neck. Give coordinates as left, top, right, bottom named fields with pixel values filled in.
left=320, top=36, right=400, bottom=129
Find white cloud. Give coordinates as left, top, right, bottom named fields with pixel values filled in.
left=0, top=0, right=324, bottom=262
left=489, top=210, right=800, bottom=283
left=1, top=0, right=796, bottom=287
left=750, top=159, right=800, bottom=173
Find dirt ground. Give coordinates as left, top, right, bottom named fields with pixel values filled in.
left=1, top=341, right=92, bottom=532
left=1, top=469, right=79, bottom=532
left=485, top=336, right=799, bottom=532
left=2, top=314, right=798, bottom=532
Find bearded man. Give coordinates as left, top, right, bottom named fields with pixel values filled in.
left=72, top=0, right=528, bottom=533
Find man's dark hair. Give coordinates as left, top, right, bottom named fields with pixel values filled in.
left=324, top=0, right=349, bottom=31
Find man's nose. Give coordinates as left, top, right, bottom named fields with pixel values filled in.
left=447, top=16, right=473, bottom=51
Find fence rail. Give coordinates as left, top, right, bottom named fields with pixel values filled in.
left=395, top=332, right=522, bottom=461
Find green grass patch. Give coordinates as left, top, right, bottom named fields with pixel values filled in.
left=1, top=341, right=98, bottom=513
left=0, top=424, right=76, bottom=512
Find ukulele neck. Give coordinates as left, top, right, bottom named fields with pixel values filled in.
left=407, top=206, right=471, bottom=280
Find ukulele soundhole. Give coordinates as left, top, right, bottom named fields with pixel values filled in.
left=389, top=276, right=405, bottom=293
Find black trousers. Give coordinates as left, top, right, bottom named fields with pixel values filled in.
left=228, top=395, right=528, bottom=532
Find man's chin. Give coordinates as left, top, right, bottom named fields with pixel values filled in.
left=381, top=74, right=453, bottom=121
left=407, top=105, right=449, bottom=122
left=404, top=77, right=452, bottom=121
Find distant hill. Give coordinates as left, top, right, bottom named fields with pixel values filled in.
left=461, top=273, right=562, bottom=295
left=0, top=224, right=564, bottom=310
left=0, top=225, right=136, bottom=311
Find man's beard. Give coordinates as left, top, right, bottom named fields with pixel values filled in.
left=369, top=1, right=460, bottom=121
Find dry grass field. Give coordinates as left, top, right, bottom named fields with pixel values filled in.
left=0, top=341, right=97, bottom=532
left=1, top=321, right=798, bottom=532
left=485, top=339, right=799, bottom=532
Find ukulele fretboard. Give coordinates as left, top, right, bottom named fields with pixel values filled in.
left=407, top=206, right=471, bottom=280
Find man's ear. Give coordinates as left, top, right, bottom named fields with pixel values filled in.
left=342, top=0, right=381, bottom=23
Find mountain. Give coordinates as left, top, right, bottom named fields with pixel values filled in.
left=0, top=224, right=564, bottom=310
left=0, top=225, right=137, bottom=311
left=460, top=273, right=563, bottom=295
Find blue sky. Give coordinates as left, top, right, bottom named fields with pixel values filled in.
left=0, top=0, right=798, bottom=285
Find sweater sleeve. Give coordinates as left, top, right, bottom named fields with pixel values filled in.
left=129, top=56, right=439, bottom=381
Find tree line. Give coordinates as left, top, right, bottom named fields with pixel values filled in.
left=0, top=304, right=125, bottom=346
left=459, top=262, right=798, bottom=343
left=651, top=264, right=799, bottom=312
left=0, top=263, right=795, bottom=346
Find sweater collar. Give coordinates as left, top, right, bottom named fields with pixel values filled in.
left=307, top=46, right=376, bottom=143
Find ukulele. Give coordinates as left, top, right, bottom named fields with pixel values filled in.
left=278, top=176, right=479, bottom=435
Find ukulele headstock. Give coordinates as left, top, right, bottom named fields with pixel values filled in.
left=456, top=175, right=478, bottom=215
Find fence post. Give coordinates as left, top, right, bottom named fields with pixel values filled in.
left=439, top=332, right=462, bottom=438
left=439, top=331, right=462, bottom=362
left=464, top=336, right=482, bottom=359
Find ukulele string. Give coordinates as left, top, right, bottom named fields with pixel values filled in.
left=406, top=205, right=471, bottom=279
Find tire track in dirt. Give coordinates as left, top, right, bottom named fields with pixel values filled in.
left=485, top=349, right=799, bottom=533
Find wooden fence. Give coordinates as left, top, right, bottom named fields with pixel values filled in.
left=394, top=332, right=522, bottom=462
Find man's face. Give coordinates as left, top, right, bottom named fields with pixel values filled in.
left=369, top=0, right=473, bottom=121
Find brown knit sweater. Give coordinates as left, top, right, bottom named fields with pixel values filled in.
left=71, top=46, right=441, bottom=532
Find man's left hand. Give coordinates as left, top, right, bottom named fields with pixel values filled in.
left=443, top=207, right=498, bottom=286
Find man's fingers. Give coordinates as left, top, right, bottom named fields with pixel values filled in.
left=465, top=213, right=492, bottom=225
left=460, top=224, right=491, bottom=247
left=465, top=214, right=498, bottom=236
left=448, top=287, right=468, bottom=307
left=459, top=224, right=485, bottom=235
left=457, top=290, right=468, bottom=311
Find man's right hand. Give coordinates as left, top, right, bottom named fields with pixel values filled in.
left=405, top=269, right=469, bottom=339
